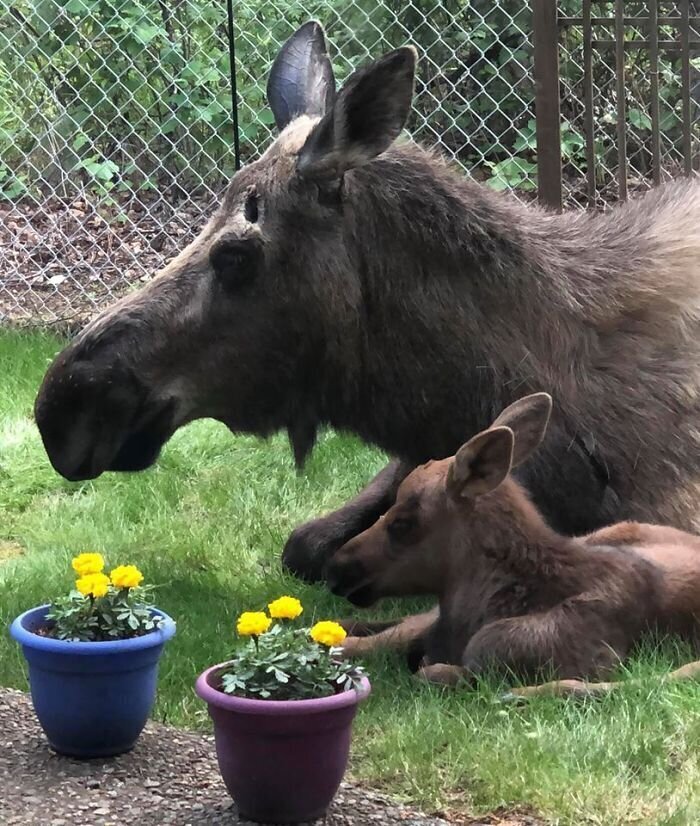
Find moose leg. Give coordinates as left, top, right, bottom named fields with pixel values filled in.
left=282, top=458, right=413, bottom=582
left=462, top=608, right=625, bottom=690
left=507, top=657, right=700, bottom=700
left=340, top=608, right=438, bottom=658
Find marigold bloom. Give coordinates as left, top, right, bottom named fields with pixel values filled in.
left=237, top=611, right=272, bottom=636
left=110, top=564, right=144, bottom=589
left=76, top=572, right=111, bottom=598
left=310, top=621, right=347, bottom=647
left=268, top=596, right=303, bottom=620
left=72, top=552, right=105, bottom=577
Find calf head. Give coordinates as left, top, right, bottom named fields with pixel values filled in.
left=326, top=393, right=553, bottom=606
left=34, top=22, right=417, bottom=481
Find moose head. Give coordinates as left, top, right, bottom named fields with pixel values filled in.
left=325, top=393, right=553, bottom=607
left=35, top=22, right=418, bottom=481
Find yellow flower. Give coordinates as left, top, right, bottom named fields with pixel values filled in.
left=268, top=596, right=303, bottom=620
left=76, top=572, right=111, bottom=598
left=236, top=611, right=272, bottom=637
left=72, top=553, right=105, bottom=577
left=310, top=621, right=347, bottom=647
left=110, top=565, right=144, bottom=589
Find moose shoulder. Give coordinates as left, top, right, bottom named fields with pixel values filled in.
left=34, top=21, right=700, bottom=582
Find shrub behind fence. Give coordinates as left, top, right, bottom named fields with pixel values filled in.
left=0, top=1, right=698, bottom=324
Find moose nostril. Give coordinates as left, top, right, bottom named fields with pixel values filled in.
left=326, top=558, right=367, bottom=595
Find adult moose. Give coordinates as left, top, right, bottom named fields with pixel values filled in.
left=35, top=22, right=700, bottom=582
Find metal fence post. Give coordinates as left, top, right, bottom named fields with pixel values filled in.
left=226, top=0, right=241, bottom=171
left=533, top=0, right=562, bottom=212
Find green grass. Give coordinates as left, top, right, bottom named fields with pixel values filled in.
left=2, top=328, right=700, bottom=825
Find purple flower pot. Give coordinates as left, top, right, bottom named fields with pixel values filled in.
left=10, top=604, right=176, bottom=758
left=195, top=662, right=371, bottom=823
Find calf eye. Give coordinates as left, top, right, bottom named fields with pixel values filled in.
left=387, top=517, right=414, bottom=541
left=209, top=239, right=258, bottom=288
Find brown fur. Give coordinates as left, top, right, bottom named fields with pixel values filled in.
left=33, top=23, right=700, bottom=584
left=327, top=394, right=700, bottom=696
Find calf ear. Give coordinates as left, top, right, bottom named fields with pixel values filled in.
left=491, top=393, right=552, bottom=467
left=297, top=45, right=417, bottom=179
left=267, top=21, right=336, bottom=132
left=446, top=427, right=514, bottom=501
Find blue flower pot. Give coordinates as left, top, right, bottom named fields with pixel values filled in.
left=10, top=604, right=176, bottom=758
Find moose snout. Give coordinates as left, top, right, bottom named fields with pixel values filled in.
left=326, top=554, right=368, bottom=597
left=325, top=538, right=380, bottom=607
left=35, top=342, right=148, bottom=481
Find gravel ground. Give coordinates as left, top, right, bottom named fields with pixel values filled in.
left=0, top=688, right=544, bottom=826
left=1, top=175, right=656, bottom=328
left=0, top=193, right=211, bottom=326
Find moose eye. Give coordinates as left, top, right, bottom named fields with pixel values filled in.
left=317, top=180, right=342, bottom=209
left=209, top=239, right=258, bottom=288
left=244, top=190, right=259, bottom=223
left=387, top=517, right=415, bottom=541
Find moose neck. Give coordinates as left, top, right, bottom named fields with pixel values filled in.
left=320, top=143, right=585, bottom=463
left=443, top=481, right=592, bottom=608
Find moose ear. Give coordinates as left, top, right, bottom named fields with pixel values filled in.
left=446, top=427, right=514, bottom=501
left=491, top=393, right=552, bottom=468
left=297, top=45, right=417, bottom=179
left=267, top=21, right=336, bottom=132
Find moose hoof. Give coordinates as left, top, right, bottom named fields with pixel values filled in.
left=281, top=521, right=338, bottom=583
left=339, top=636, right=366, bottom=658
left=415, top=663, right=467, bottom=686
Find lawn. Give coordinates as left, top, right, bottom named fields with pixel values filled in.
left=2, top=328, right=700, bottom=826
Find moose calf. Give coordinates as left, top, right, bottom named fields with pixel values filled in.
left=326, top=393, right=700, bottom=697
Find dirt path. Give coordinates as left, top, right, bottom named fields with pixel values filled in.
left=0, top=688, right=544, bottom=826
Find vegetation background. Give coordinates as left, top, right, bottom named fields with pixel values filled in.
left=1, top=0, right=698, bottom=201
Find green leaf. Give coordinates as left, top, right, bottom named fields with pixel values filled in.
left=133, top=24, right=163, bottom=46
left=628, top=108, right=652, bottom=131
left=71, top=133, right=90, bottom=151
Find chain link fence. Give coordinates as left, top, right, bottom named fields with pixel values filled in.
left=1, top=1, right=697, bottom=325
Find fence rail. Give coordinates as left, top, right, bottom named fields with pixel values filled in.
left=1, top=1, right=698, bottom=325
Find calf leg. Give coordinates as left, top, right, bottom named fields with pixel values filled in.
left=340, top=608, right=438, bottom=658
left=462, top=607, right=627, bottom=687
left=417, top=606, right=623, bottom=692
left=503, top=678, right=618, bottom=699
left=336, top=618, right=404, bottom=637
left=282, top=459, right=413, bottom=582
left=507, top=657, right=700, bottom=700
left=415, top=663, right=469, bottom=686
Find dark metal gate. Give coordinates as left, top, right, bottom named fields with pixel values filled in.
left=533, top=0, right=700, bottom=211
